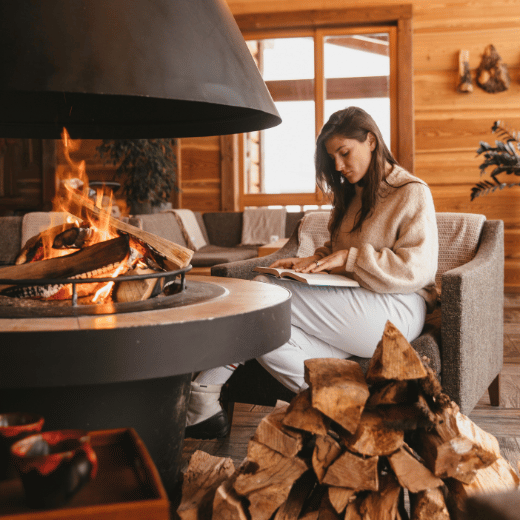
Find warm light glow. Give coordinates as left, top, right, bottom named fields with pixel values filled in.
left=92, top=261, right=128, bottom=303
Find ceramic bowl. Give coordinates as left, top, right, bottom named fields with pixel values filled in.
left=11, top=429, right=97, bottom=509
left=0, top=412, right=44, bottom=480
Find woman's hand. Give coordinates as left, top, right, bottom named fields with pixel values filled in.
left=299, top=250, right=350, bottom=273
left=269, top=255, right=321, bottom=270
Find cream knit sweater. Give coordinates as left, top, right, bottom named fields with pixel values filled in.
left=314, top=166, right=439, bottom=311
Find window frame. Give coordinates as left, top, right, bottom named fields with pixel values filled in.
left=220, top=5, right=413, bottom=211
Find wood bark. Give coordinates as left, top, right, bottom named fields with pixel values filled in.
left=339, top=408, right=405, bottom=457
left=273, top=470, right=317, bottom=520
left=322, top=449, right=379, bottom=491
left=0, top=236, right=129, bottom=293
left=282, top=388, right=330, bottom=436
left=387, top=443, right=443, bottom=493
left=113, top=268, right=161, bottom=302
left=409, top=487, right=450, bottom=520
left=358, top=472, right=401, bottom=520
left=366, top=321, right=428, bottom=384
left=446, top=456, right=520, bottom=518
left=234, top=439, right=308, bottom=520
left=312, top=434, right=342, bottom=483
left=368, top=380, right=417, bottom=406
left=328, top=487, right=356, bottom=515
left=254, top=402, right=305, bottom=458
left=304, top=358, right=369, bottom=434
left=177, top=450, right=235, bottom=520
left=419, top=403, right=500, bottom=483
left=213, top=479, right=249, bottom=520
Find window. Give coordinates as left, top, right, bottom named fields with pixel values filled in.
left=222, top=6, right=413, bottom=211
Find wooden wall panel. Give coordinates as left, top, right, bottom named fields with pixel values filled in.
left=179, top=136, right=221, bottom=212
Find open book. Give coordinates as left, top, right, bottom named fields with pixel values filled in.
left=253, top=266, right=359, bottom=287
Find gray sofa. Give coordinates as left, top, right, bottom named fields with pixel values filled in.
left=215, top=213, right=505, bottom=415
left=0, top=211, right=305, bottom=269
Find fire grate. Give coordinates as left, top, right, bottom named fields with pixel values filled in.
left=0, top=264, right=224, bottom=318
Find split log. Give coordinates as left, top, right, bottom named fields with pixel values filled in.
left=234, top=439, right=308, bottom=520
left=300, top=493, right=342, bottom=520
left=304, top=358, right=369, bottom=434
left=388, top=443, right=443, bottom=493
left=282, top=388, right=330, bottom=436
left=63, top=185, right=194, bottom=269
left=358, top=472, right=401, bottom=520
left=419, top=403, right=500, bottom=483
left=213, top=479, right=249, bottom=520
left=339, top=408, right=405, bottom=457
left=366, top=321, right=428, bottom=384
left=312, top=434, right=342, bottom=483
left=409, top=487, right=450, bottom=520
left=322, top=449, right=379, bottom=491
left=328, top=487, right=356, bottom=515
left=177, top=450, right=235, bottom=520
left=445, top=455, right=520, bottom=518
left=344, top=496, right=364, bottom=520
left=0, top=236, right=129, bottom=293
left=15, top=222, right=79, bottom=264
left=368, top=380, right=418, bottom=406
left=273, top=470, right=317, bottom=520
left=254, top=402, right=305, bottom=458
left=113, top=268, right=162, bottom=302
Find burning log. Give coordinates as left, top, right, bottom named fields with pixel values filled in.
left=0, top=236, right=129, bottom=294
left=64, top=186, right=194, bottom=269
left=178, top=320, right=519, bottom=520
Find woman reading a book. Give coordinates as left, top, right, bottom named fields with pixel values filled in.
left=185, top=106, right=438, bottom=439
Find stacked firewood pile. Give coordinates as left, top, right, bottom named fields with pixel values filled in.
left=177, top=321, right=519, bottom=520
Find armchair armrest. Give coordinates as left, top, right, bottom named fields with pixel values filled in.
left=440, top=219, right=504, bottom=413
left=211, top=228, right=300, bottom=280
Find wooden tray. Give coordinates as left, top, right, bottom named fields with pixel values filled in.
left=0, top=428, right=170, bottom=520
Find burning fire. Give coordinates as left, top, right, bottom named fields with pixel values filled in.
left=10, top=129, right=159, bottom=304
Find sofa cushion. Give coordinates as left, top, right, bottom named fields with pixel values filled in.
left=436, top=212, right=486, bottom=291
left=21, top=212, right=70, bottom=248
left=168, top=209, right=207, bottom=250
left=136, top=212, right=188, bottom=247
left=0, top=216, right=22, bottom=265
left=192, top=245, right=258, bottom=267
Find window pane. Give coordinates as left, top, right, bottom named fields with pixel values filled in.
left=245, top=37, right=316, bottom=194
left=324, top=33, right=391, bottom=146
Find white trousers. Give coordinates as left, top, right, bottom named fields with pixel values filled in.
left=254, top=275, right=427, bottom=393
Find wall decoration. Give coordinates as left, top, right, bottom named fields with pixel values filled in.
left=476, top=44, right=510, bottom=93
left=457, top=50, right=473, bottom=93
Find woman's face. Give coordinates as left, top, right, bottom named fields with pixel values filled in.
left=325, top=133, right=376, bottom=184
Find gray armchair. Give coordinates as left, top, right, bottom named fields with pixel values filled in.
left=214, top=212, right=504, bottom=416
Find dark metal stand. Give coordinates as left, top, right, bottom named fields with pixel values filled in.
left=0, top=374, right=192, bottom=497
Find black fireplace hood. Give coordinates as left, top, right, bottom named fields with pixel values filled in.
left=0, top=0, right=281, bottom=139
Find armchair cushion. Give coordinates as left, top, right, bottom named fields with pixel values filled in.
left=436, top=212, right=486, bottom=291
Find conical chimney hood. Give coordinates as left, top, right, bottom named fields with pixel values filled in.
left=0, top=0, right=281, bottom=138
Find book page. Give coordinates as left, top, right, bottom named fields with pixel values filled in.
left=284, top=270, right=359, bottom=287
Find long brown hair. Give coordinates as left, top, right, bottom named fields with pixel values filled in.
left=315, top=107, right=398, bottom=238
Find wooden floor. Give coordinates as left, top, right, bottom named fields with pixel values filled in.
left=180, top=292, right=520, bottom=474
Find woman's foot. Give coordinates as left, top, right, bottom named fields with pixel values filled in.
left=185, top=382, right=230, bottom=439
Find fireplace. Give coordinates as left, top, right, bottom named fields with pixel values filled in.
left=0, top=0, right=284, bottom=498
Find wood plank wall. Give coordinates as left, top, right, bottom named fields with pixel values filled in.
left=181, top=0, right=520, bottom=289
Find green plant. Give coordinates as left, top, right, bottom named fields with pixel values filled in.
left=96, top=139, right=178, bottom=210
left=471, top=121, right=520, bottom=201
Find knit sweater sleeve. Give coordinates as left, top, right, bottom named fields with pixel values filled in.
left=346, top=183, right=438, bottom=295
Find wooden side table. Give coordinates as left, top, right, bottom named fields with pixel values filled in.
left=258, top=237, right=289, bottom=257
